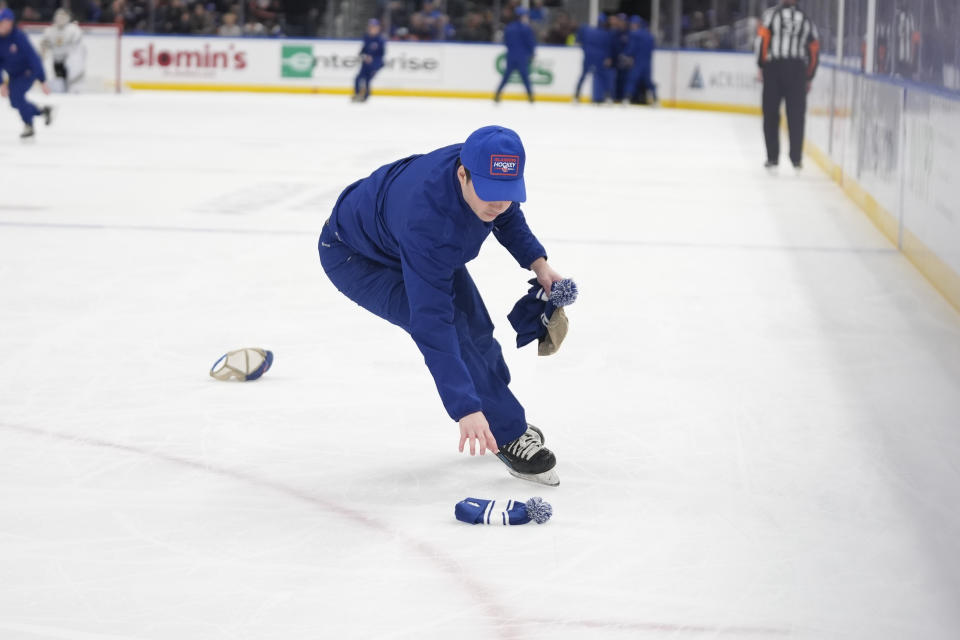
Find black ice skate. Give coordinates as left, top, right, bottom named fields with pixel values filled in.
left=43, top=106, right=54, bottom=126
left=497, top=424, right=559, bottom=487
left=20, top=124, right=35, bottom=139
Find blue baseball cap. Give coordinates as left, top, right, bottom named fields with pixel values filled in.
left=0, top=8, right=15, bottom=22
left=460, top=126, right=526, bottom=203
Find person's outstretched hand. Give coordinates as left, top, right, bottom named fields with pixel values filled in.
left=459, top=411, right=499, bottom=455
left=530, top=257, right=563, bottom=295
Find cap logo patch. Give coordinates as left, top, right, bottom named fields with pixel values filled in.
left=490, top=154, right=520, bottom=177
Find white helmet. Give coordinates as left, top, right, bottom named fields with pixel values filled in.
left=53, top=8, right=71, bottom=27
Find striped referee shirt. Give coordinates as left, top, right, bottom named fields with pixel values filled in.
left=756, top=3, right=820, bottom=79
left=894, top=9, right=920, bottom=65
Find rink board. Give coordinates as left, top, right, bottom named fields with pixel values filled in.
left=119, top=36, right=761, bottom=111
left=806, top=64, right=960, bottom=312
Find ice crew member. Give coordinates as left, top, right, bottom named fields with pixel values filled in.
left=494, top=7, right=536, bottom=103
left=573, top=14, right=613, bottom=103
left=318, top=126, right=564, bottom=485
left=756, top=0, right=819, bottom=169
left=611, top=13, right=630, bottom=103
left=352, top=18, right=386, bottom=102
left=0, top=8, right=53, bottom=139
left=623, top=15, right=657, bottom=104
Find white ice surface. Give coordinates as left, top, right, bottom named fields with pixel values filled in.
left=1, top=92, right=960, bottom=640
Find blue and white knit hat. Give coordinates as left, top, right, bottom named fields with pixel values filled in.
left=455, top=497, right=553, bottom=525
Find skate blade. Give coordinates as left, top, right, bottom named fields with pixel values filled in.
left=506, top=467, right=559, bottom=487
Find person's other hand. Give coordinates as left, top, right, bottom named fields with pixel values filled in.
left=530, top=257, right=563, bottom=296
left=40, top=82, right=51, bottom=95
left=0, top=84, right=8, bottom=98
left=757, top=69, right=763, bottom=83
left=459, top=411, right=499, bottom=455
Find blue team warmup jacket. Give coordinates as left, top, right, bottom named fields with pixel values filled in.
left=577, top=25, right=613, bottom=63
left=360, top=33, right=385, bottom=69
left=503, top=20, right=536, bottom=62
left=328, top=144, right=546, bottom=421
left=0, top=28, right=46, bottom=82
left=626, top=28, right=655, bottom=71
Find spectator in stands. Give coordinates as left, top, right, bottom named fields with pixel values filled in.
left=457, top=11, right=492, bottom=43
left=103, top=0, right=127, bottom=30
left=244, top=19, right=266, bottom=35
left=412, top=1, right=450, bottom=41
left=529, top=0, right=547, bottom=25
left=383, top=0, right=411, bottom=39
left=218, top=10, right=241, bottom=36
left=406, top=11, right=431, bottom=40
left=247, top=0, right=282, bottom=34
left=543, top=10, right=575, bottom=45
left=155, top=0, right=186, bottom=33
left=283, top=0, right=319, bottom=37
left=21, top=5, right=42, bottom=21
left=84, top=0, right=103, bottom=23
left=175, top=8, right=190, bottom=32
left=189, top=3, right=215, bottom=34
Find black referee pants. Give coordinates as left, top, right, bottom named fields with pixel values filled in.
left=762, top=59, right=808, bottom=166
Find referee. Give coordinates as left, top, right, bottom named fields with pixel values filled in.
left=756, top=0, right=820, bottom=169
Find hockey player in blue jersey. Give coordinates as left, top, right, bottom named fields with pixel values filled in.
left=573, top=15, right=613, bottom=103
left=352, top=18, right=386, bottom=102
left=318, top=126, right=563, bottom=486
left=624, top=16, right=658, bottom=104
left=494, top=7, right=536, bottom=103
left=0, top=8, right=53, bottom=139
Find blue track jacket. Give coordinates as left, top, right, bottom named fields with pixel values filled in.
left=0, top=28, right=46, bottom=81
left=577, top=25, right=613, bottom=63
left=504, top=20, right=536, bottom=61
left=626, top=28, right=655, bottom=70
left=360, top=33, right=386, bottom=68
left=329, top=144, right=546, bottom=421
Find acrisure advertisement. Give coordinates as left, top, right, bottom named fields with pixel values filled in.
left=671, top=50, right=761, bottom=107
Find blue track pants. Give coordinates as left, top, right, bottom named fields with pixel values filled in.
left=318, top=223, right=527, bottom=445
left=8, top=75, right=42, bottom=125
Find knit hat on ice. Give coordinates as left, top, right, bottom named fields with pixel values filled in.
left=455, top=497, right=553, bottom=525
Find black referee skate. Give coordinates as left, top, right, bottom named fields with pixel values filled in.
left=497, top=424, right=559, bottom=487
